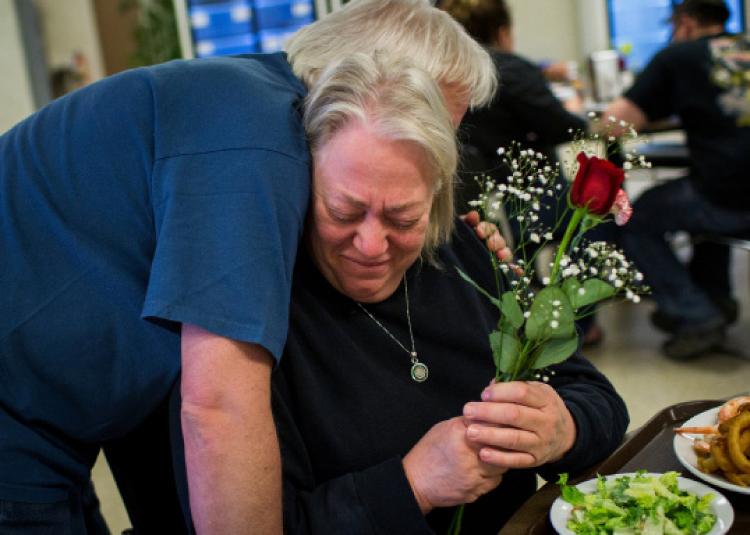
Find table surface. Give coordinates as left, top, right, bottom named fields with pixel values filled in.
left=498, top=399, right=750, bottom=535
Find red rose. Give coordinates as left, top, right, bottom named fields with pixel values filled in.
left=570, top=152, right=625, bottom=215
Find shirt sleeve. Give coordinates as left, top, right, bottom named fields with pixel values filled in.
left=139, top=56, right=310, bottom=362
left=143, top=149, right=308, bottom=361
left=623, top=48, right=678, bottom=122
left=500, top=57, right=588, bottom=143
left=536, top=344, right=629, bottom=482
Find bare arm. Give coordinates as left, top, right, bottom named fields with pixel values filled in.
left=181, top=323, right=282, bottom=535
left=601, top=97, right=649, bottom=137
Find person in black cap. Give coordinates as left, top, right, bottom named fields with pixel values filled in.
left=603, top=0, right=750, bottom=360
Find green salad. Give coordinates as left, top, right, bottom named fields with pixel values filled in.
left=557, top=471, right=717, bottom=535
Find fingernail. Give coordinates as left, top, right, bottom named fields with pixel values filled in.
left=467, top=425, right=479, bottom=439
left=464, top=403, right=476, bottom=417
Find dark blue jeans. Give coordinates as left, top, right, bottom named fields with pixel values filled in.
left=619, top=177, right=750, bottom=329
left=0, top=481, right=109, bottom=535
left=0, top=389, right=185, bottom=535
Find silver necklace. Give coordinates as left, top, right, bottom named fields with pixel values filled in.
left=357, top=276, right=428, bottom=383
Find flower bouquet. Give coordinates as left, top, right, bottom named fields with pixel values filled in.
left=448, top=117, right=650, bottom=534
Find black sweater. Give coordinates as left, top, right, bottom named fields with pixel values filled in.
left=273, top=218, right=629, bottom=535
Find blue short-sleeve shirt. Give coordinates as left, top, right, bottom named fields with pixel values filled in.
left=0, top=52, right=309, bottom=455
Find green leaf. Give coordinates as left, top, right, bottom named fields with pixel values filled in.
left=489, top=330, right=521, bottom=374
left=501, top=291, right=525, bottom=330
left=563, top=278, right=617, bottom=309
left=456, top=268, right=502, bottom=309
left=562, top=278, right=583, bottom=307
left=532, top=334, right=579, bottom=369
left=525, top=286, right=576, bottom=341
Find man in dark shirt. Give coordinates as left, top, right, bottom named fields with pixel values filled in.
left=604, top=0, right=750, bottom=360
left=440, top=0, right=608, bottom=345
left=441, top=0, right=587, bottom=212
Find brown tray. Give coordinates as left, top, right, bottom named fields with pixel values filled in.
left=498, top=399, right=750, bottom=535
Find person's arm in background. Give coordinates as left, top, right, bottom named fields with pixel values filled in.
left=601, top=96, right=649, bottom=137
left=503, top=56, right=589, bottom=142
left=181, top=323, right=282, bottom=535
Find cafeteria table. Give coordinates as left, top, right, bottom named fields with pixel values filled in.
left=498, top=400, right=750, bottom=534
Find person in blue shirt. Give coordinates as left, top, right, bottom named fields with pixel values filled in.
left=170, top=49, right=628, bottom=535
left=0, top=1, right=497, bottom=533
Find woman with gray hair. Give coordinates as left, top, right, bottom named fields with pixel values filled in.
left=259, top=51, right=626, bottom=534
left=0, top=1, right=499, bottom=534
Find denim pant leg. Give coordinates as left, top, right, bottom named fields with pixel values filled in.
left=619, top=177, right=750, bottom=326
left=0, top=405, right=109, bottom=535
left=690, top=241, right=732, bottom=298
left=0, top=482, right=110, bottom=535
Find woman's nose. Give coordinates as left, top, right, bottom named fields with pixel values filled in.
left=353, top=218, right=388, bottom=258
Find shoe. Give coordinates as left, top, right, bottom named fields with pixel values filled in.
left=662, top=318, right=727, bottom=361
left=713, top=296, right=739, bottom=324
left=651, top=310, right=678, bottom=333
left=651, top=297, right=739, bottom=334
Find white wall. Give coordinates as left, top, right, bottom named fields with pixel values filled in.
left=511, top=0, right=582, bottom=63
left=0, top=0, right=103, bottom=134
left=0, top=0, right=36, bottom=133
left=34, top=0, right=104, bottom=79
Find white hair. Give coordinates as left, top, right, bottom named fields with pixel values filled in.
left=285, top=0, right=497, bottom=109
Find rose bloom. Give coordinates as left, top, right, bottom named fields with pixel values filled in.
left=570, top=152, right=625, bottom=215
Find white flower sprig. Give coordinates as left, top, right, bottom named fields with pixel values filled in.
left=458, top=122, right=650, bottom=384
left=451, top=122, right=650, bottom=535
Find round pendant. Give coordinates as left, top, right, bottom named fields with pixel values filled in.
left=411, top=361, right=429, bottom=383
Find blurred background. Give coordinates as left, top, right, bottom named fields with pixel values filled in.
left=3, top=0, right=748, bottom=134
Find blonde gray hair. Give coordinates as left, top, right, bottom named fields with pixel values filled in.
left=304, top=52, right=457, bottom=264
left=285, top=0, right=497, bottom=109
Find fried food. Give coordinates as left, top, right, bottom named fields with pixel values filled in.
left=721, top=411, right=750, bottom=473
left=676, top=401, right=750, bottom=487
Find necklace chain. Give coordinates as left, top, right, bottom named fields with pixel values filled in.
left=357, top=276, right=428, bottom=382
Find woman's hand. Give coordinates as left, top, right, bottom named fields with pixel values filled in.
left=460, top=211, right=513, bottom=263
left=462, top=381, right=576, bottom=468
left=402, top=416, right=508, bottom=515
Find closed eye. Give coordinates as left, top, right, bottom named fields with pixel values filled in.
left=388, top=218, right=421, bottom=230
left=328, top=208, right=363, bottom=224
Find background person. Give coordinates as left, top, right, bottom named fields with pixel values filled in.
left=0, top=1, right=496, bottom=533
left=439, top=0, right=587, bottom=212
left=603, top=0, right=750, bottom=360
left=440, top=0, right=608, bottom=346
left=172, top=51, right=629, bottom=535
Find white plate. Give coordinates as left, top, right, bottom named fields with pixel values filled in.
left=549, top=472, right=734, bottom=535
left=673, top=406, right=750, bottom=496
